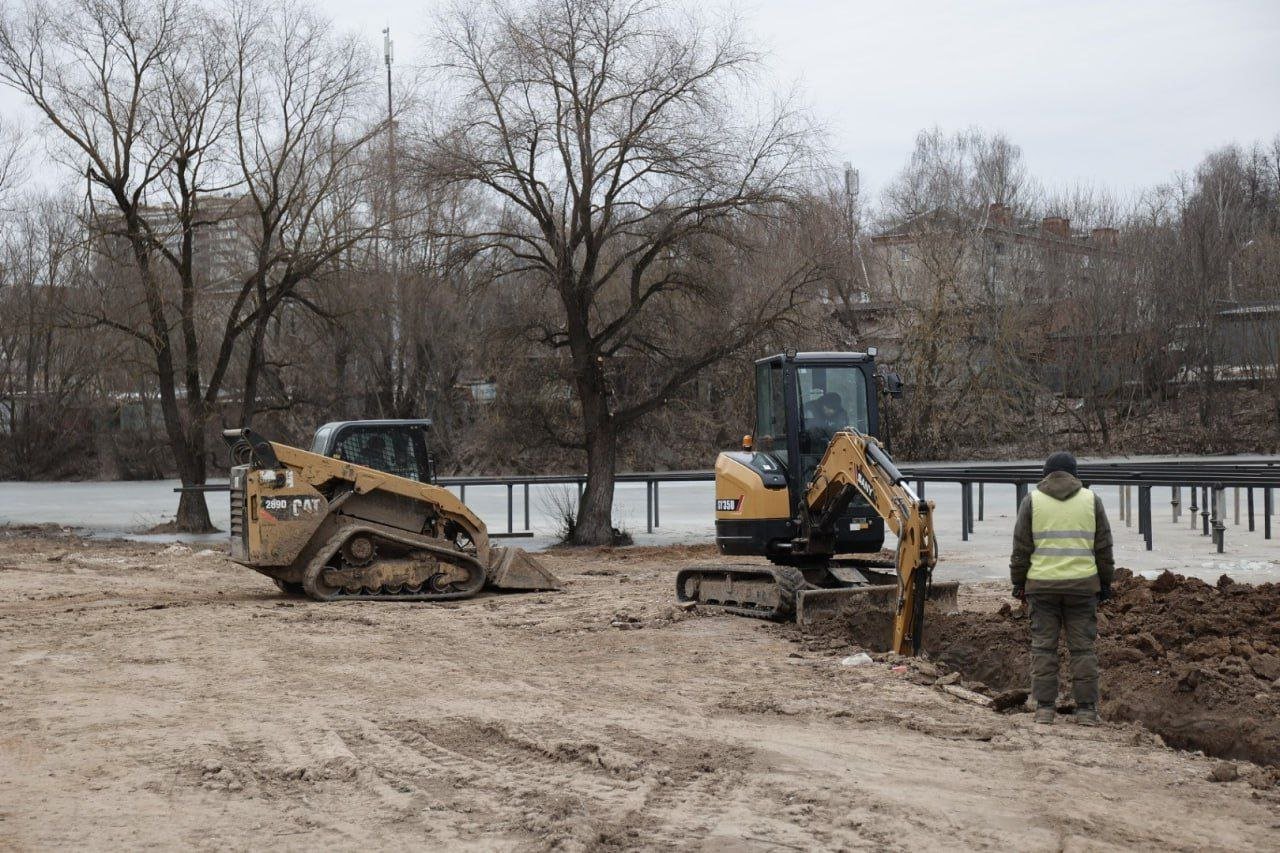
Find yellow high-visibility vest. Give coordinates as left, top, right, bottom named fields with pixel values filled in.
left=1028, top=488, right=1098, bottom=580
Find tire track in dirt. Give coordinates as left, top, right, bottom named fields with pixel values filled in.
left=337, top=713, right=768, bottom=849
left=331, top=714, right=645, bottom=845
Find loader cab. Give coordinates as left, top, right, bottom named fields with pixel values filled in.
left=311, top=419, right=437, bottom=483
left=716, top=351, right=890, bottom=560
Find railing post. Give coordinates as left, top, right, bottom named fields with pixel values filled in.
left=960, top=482, right=969, bottom=542
left=1118, top=484, right=1126, bottom=523
left=1265, top=488, right=1273, bottom=540
left=1233, top=486, right=1240, bottom=526
left=1207, top=484, right=1218, bottom=545
left=646, top=481, right=653, bottom=534
left=1015, top=482, right=1027, bottom=506
left=507, top=483, right=514, bottom=534
left=1247, top=488, right=1255, bottom=532
left=1171, top=486, right=1180, bottom=523
left=1213, top=486, right=1226, bottom=553
left=1139, top=485, right=1153, bottom=551
left=916, top=480, right=925, bottom=499
left=524, top=483, right=530, bottom=531
left=977, top=482, right=984, bottom=522
left=1201, top=486, right=1210, bottom=536
left=460, top=484, right=466, bottom=504
left=1189, top=486, right=1198, bottom=530
left=1125, top=485, right=1133, bottom=529
left=654, top=480, right=660, bottom=528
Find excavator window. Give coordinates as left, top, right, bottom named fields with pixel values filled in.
left=797, top=365, right=869, bottom=484
left=754, top=362, right=788, bottom=463
left=798, top=367, right=868, bottom=437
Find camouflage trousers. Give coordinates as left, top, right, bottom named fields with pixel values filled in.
left=1027, top=593, right=1098, bottom=706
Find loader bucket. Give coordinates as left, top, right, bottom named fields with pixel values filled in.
left=795, top=579, right=960, bottom=629
left=486, top=547, right=563, bottom=591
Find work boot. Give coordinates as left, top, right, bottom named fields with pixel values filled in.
left=1034, top=705, right=1055, bottom=725
left=1074, top=704, right=1099, bottom=726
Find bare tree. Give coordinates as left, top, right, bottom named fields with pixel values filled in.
left=226, top=0, right=383, bottom=425
left=872, top=128, right=1041, bottom=457
left=0, top=0, right=382, bottom=529
left=0, top=194, right=104, bottom=477
left=432, top=0, right=816, bottom=543
left=0, top=0, right=225, bottom=529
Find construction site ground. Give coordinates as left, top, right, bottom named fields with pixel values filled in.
left=2, top=529, right=1278, bottom=851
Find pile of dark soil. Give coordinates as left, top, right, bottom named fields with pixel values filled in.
left=920, top=570, right=1280, bottom=766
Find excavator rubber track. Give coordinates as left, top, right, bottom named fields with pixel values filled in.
left=675, top=563, right=807, bottom=620
left=676, top=560, right=961, bottom=627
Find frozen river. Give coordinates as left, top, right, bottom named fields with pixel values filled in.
left=2, top=473, right=1276, bottom=585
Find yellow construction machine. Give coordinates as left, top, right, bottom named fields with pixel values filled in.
left=676, top=351, right=957, bottom=654
left=222, top=421, right=560, bottom=600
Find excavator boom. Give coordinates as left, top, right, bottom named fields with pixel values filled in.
left=803, top=431, right=938, bottom=654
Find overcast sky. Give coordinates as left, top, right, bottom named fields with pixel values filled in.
left=6, top=0, right=1279, bottom=201
left=317, top=0, right=1279, bottom=198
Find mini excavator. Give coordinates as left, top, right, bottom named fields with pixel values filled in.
left=675, top=351, right=958, bottom=655
left=222, top=420, right=560, bottom=601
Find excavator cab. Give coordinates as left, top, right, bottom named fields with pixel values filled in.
left=717, top=351, right=888, bottom=562
left=681, top=349, right=958, bottom=650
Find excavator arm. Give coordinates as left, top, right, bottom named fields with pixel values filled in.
left=802, top=430, right=938, bottom=655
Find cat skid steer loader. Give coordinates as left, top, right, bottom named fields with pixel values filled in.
left=675, top=352, right=959, bottom=655
left=222, top=422, right=560, bottom=601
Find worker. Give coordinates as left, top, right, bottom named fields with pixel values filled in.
left=806, top=392, right=848, bottom=441
left=1010, top=451, right=1115, bottom=726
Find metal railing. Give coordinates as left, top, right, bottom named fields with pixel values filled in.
left=178, top=458, right=1279, bottom=548
left=435, top=470, right=712, bottom=536
left=897, top=459, right=1279, bottom=551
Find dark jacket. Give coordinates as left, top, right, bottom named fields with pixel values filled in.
left=1010, top=471, right=1115, bottom=595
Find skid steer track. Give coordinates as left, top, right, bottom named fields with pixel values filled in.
left=301, top=520, right=488, bottom=602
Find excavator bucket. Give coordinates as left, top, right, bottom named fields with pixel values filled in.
left=486, top=547, right=563, bottom=591
left=795, top=580, right=960, bottom=629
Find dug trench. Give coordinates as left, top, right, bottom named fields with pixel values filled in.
left=814, top=569, right=1280, bottom=768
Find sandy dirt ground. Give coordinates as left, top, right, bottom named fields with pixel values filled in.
left=2, top=530, right=1278, bottom=852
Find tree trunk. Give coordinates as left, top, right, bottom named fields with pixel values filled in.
left=569, top=315, right=619, bottom=545
left=172, top=435, right=214, bottom=533
left=573, top=412, right=617, bottom=545
left=175, top=488, right=213, bottom=533
left=239, top=315, right=270, bottom=427
left=1095, top=405, right=1111, bottom=449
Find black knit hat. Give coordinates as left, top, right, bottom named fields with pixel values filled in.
left=1043, top=451, right=1078, bottom=478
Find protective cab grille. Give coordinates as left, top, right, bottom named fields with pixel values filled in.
left=229, top=468, right=248, bottom=560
